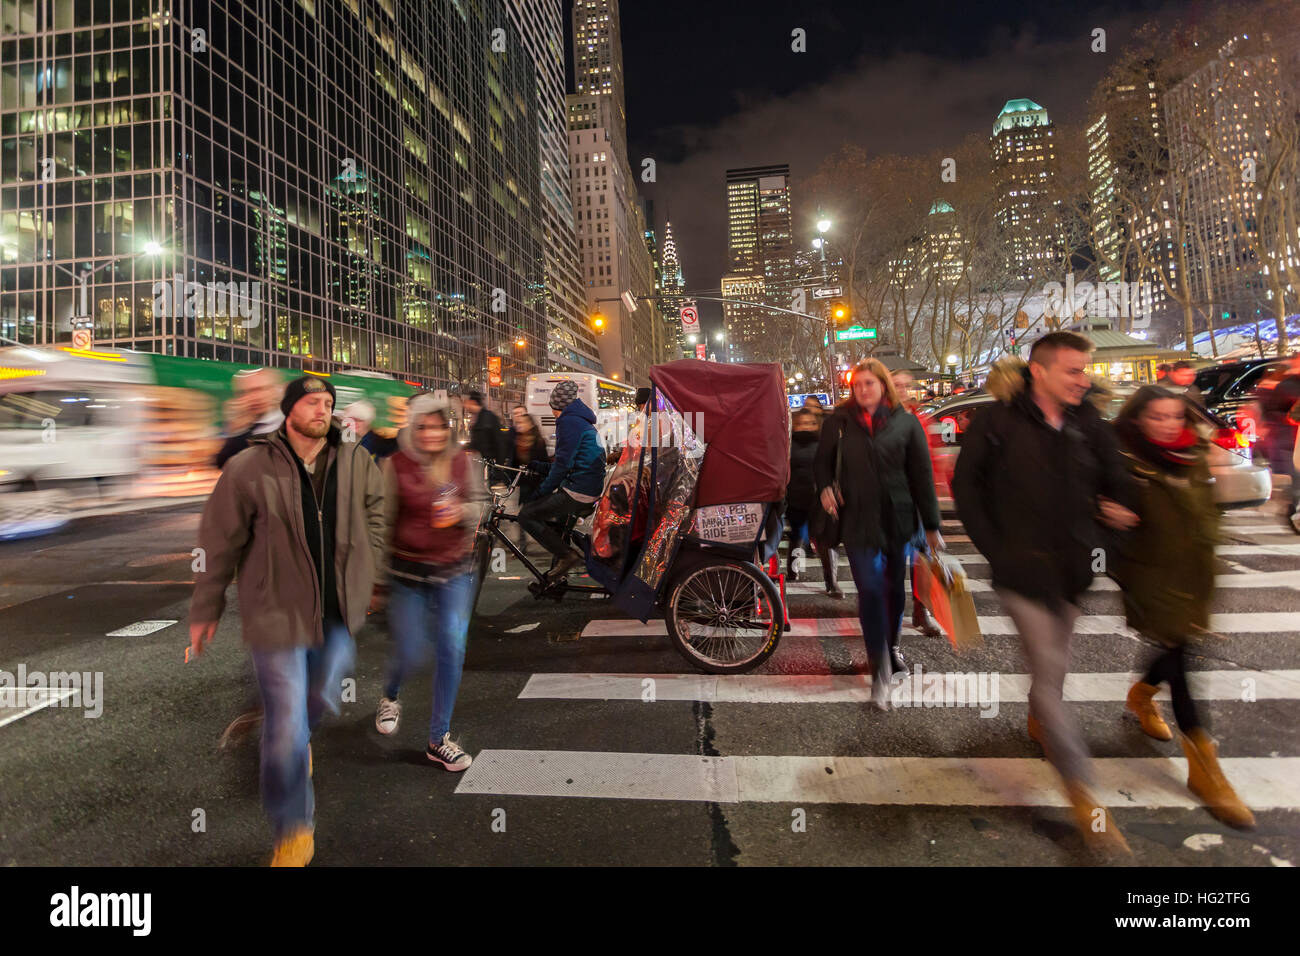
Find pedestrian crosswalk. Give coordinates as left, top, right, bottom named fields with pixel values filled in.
left=462, top=505, right=1300, bottom=854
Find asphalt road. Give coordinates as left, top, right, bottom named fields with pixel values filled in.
left=0, top=495, right=1297, bottom=866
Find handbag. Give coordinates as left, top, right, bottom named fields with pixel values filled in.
left=809, top=419, right=845, bottom=548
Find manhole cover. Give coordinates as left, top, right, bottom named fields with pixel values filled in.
left=106, top=620, right=178, bottom=637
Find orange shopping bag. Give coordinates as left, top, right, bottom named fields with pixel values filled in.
left=913, top=551, right=982, bottom=650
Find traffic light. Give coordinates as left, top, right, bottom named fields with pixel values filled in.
left=841, top=368, right=853, bottom=388
left=591, top=311, right=607, bottom=334
left=831, top=301, right=850, bottom=323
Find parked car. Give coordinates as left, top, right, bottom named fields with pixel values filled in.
left=1192, top=358, right=1288, bottom=427
left=922, top=386, right=1270, bottom=513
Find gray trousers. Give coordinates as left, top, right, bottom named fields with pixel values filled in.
left=995, top=588, right=1092, bottom=787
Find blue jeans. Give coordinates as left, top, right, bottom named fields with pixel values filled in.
left=844, top=545, right=910, bottom=678
left=249, top=620, right=356, bottom=840
left=384, top=574, right=474, bottom=742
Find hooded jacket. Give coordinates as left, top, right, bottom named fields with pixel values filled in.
left=191, top=423, right=385, bottom=651
left=534, top=398, right=605, bottom=499
left=951, top=358, right=1137, bottom=604
left=382, top=394, right=487, bottom=577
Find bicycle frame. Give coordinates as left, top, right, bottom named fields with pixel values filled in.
left=479, top=462, right=606, bottom=596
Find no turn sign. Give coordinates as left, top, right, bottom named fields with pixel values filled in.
left=72, top=329, right=92, bottom=349
left=680, top=305, right=699, bottom=335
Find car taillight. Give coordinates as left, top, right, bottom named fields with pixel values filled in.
left=1212, top=427, right=1246, bottom=450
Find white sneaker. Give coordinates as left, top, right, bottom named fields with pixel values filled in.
left=375, top=697, right=401, bottom=735
left=427, top=732, right=473, bottom=771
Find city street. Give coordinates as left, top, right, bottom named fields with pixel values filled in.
left=1, top=496, right=1297, bottom=867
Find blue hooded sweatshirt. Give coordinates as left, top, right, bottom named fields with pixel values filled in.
left=535, top=398, right=606, bottom=499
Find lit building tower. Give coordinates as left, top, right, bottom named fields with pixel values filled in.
left=566, top=0, right=656, bottom=383
left=1085, top=67, right=1169, bottom=331
left=1165, top=32, right=1298, bottom=338
left=0, top=0, right=552, bottom=408
left=990, top=99, right=1066, bottom=281
left=725, top=164, right=795, bottom=359
left=659, top=220, right=688, bottom=357
left=507, top=0, right=604, bottom=374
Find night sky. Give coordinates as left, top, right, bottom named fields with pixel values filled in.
left=581, top=0, right=1203, bottom=333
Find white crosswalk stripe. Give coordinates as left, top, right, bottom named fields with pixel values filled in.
left=518, top=670, right=1300, bottom=703
left=457, top=750, right=1300, bottom=808
left=579, top=612, right=1298, bottom=639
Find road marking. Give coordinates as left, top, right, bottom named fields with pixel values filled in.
left=105, top=620, right=177, bottom=637
left=580, top=613, right=1300, bottom=639
left=0, top=688, right=77, bottom=729
left=785, top=570, right=1300, bottom=593
left=456, top=750, right=1300, bottom=808
left=519, top=669, right=1300, bottom=703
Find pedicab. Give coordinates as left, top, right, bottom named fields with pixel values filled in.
left=470, top=359, right=792, bottom=673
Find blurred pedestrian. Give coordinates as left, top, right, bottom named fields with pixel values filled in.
left=373, top=395, right=485, bottom=772
left=463, top=390, right=505, bottom=463
left=1254, top=353, right=1300, bottom=526
left=1112, top=386, right=1254, bottom=829
left=189, top=375, right=385, bottom=866
left=816, top=358, right=942, bottom=710
left=892, top=370, right=943, bottom=638
left=216, top=368, right=283, bottom=469
left=340, top=399, right=399, bottom=461
left=504, top=404, right=551, bottom=554
left=1166, top=360, right=1204, bottom=406
left=803, top=394, right=825, bottom=420
left=953, top=335, right=1139, bottom=857
left=787, top=408, right=841, bottom=597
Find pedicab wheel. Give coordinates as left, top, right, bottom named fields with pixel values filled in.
left=665, top=557, right=783, bottom=674
left=469, top=530, right=493, bottom=614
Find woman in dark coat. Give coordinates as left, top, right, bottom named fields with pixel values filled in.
left=504, top=405, right=551, bottom=553
left=816, top=358, right=942, bottom=709
left=1112, top=386, right=1253, bottom=829
left=787, top=408, right=842, bottom=596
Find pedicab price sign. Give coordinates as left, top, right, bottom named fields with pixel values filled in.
left=691, top=502, right=765, bottom=544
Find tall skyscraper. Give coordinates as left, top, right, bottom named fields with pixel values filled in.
left=725, top=164, right=795, bottom=360
left=990, top=99, right=1066, bottom=281
left=566, top=0, right=655, bottom=383
left=1086, top=70, right=1168, bottom=330
left=1165, top=33, right=1299, bottom=333
left=507, top=0, right=604, bottom=374
left=659, top=219, right=687, bottom=357
left=0, top=0, right=553, bottom=408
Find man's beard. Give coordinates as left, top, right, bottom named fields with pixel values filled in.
left=292, top=419, right=330, bottom=439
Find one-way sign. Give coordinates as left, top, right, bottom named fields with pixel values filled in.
left=812, top=287, right=842, bottom=299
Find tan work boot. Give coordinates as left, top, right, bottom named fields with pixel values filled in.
left=1181, top=729, right=1256, bottom=830
left=1065, top=782, right=1132, bottom=858
left=1126, top=681, right=1173, bottom=741
left=270, top=826, right=315, bottom=867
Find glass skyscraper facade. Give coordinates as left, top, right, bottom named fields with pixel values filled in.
left=1, top=0, right=554, bottom=402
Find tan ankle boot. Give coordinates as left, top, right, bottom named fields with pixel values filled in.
left=1065, top=782, right=1132, bottom=858
left=1126, top=681, right=1173, bottom=741
left=1181, top=729, right=1256, bottom=830
left=1028, top=713, right=1043, bottom=744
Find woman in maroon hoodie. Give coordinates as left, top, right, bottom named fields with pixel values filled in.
left=373, top=394, right=485, bottom=770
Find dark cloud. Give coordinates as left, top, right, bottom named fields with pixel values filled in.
left=622, top=0, right=1199, bottom=333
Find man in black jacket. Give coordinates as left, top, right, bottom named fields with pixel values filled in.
left=463, top=390, right=504, bottom=462
left=953, top=332, right=1139, bottom=856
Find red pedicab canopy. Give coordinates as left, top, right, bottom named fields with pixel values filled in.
left=648, top=359, right=790, bottom=507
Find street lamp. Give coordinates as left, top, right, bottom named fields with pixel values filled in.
left=795, top=372, right=804, bottom=381
left=817, top=217, right=832, bottom=235
left=714, top=331, right=724, bottom=342
left=514, top=337, right=526, bottom=348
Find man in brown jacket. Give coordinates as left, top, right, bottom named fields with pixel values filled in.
left=189, top=375, right=385, bottom=866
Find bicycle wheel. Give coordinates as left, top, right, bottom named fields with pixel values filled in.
left=665, top=557, right=783, bottom=673
left=469, top=529, right=493, bottom=614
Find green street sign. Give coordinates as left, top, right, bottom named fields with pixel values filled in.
left=835, top=326, right=877, bottom=341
